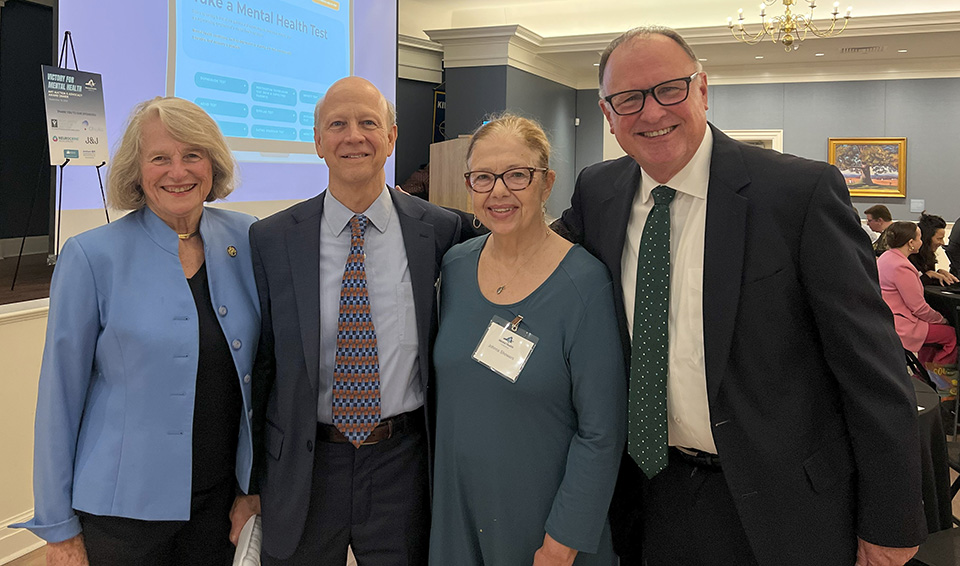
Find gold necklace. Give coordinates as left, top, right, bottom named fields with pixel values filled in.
left=490, top=230, right=550, bottom=295
left=178, top=230, right=200, bottom=240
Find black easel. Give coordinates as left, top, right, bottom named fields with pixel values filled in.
left=11, top=31, right=110, bottom=290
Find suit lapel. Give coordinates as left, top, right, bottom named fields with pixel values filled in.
left=703, top=126, right=750, bottom=404
left=597, top=159, right=642, bottom=358
left=287, top=193, right=325, bottom=396
left=602, top=160, right=642, bottom=294
left=392, top=191, right=435, bottom=389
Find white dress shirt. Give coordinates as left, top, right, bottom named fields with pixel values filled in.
left=621, top=128, right=717, bottom=454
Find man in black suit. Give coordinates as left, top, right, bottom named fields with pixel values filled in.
left=236, top=76, right=460, bottom=565
left=557, top=26, right=924, bottom=566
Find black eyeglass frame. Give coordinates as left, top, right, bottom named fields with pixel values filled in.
left=463, top=167, right=549, bottom=193
left=602, top=71, right=701, bottom=116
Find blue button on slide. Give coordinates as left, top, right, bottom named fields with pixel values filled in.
left=194, top=72, right=249, bottom=94
left=196, top=98, right=249, bottom=118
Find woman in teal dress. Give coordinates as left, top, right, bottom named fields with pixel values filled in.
left=430, top=114, right=626, bottom=565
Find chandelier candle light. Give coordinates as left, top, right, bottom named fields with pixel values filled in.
left=728, top=0, right=852, bottom=51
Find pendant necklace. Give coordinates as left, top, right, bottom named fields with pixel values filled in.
left=492, top=230, right=549, bottom=295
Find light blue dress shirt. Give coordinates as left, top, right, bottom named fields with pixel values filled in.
left=317, top=186, right=421, bottom=423
left=14, top=206, right=260, bottom=543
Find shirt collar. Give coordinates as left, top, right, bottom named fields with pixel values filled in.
left=323, top=184, right=394, bottom=237
left=639, top=126, right=713, bottom=203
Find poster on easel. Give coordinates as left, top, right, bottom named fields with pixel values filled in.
left=41, top=64, right=108, bottom=166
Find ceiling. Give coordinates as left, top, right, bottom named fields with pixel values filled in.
left=398, top=0, right=960, bottom=87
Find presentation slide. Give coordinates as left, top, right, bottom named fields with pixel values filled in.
left=57, top=0, right=397, bottom=213
left=168, top=0, right=351, bottom=161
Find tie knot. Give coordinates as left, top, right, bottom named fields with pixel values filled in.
left=350, top=214, right=368, bottom=237
left=651, top=185, right=676, bottom=206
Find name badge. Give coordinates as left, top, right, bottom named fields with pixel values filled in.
left=472, top=315, right=539, bottom=382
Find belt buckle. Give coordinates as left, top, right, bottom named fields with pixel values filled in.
left=361, top=419, right=393, bottom=446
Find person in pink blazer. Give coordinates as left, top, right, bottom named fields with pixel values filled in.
left=877, top=221, right=957, bottom=366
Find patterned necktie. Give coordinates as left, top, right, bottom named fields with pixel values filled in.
left=332, top=214, right=381, bottom=447
left=629, top=185, right=676, bottom=479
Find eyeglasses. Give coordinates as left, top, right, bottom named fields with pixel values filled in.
left=464, top=167, right=548, bottom=193
left=602, top=72, right=701, bottom=116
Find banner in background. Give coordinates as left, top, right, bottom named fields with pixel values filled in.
left=433, top=90, right=445, bottom=143
left=41, top=65, right=108, bottom=166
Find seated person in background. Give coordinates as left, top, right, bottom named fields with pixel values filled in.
left=945, top=216, right=960, bottom=279
left=400, top=162, right=430, bottom=198
left=878, top=221, right=958, bottom=376
left=865, top=204, right=893, bottom=249
left=909, top=212, right=959, bottom=286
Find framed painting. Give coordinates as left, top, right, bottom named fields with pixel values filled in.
left=828, top=137, right=906, bottom=198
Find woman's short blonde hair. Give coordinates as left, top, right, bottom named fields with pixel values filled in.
left=107, top=97, right=237, bottom=210
left=466, top=113, right=551, bottom=169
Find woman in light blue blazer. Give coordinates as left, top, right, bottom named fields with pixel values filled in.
left=14, top=97, right=260, bottom=565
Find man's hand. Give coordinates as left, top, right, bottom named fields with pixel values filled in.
left=46, top=534, right=89, bottom=566
left=532, top=533, right=578, bottom=566
left=229, top=494, right=261, bottom=546
left=855, top=537, right=918, bottom=566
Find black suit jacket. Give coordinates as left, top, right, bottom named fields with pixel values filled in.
left=559, top=125, right=925, bottom=564
left=248, top=189, right=460, bottom=560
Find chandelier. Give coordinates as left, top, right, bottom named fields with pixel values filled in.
left=727, top=0, right=852, bottom=52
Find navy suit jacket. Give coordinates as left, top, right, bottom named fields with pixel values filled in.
left=248, top=189, right=460, bottom=559
left=558, top=125, right=925, bottom=564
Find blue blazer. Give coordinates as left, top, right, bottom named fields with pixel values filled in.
left=15, top=206, right=260, bottom=543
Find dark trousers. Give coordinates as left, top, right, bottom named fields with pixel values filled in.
left=77, top=477, right=236, bottom=566
left=263, top=416, right=430, bottom=566
left=618, top=449, right=759, bottom=566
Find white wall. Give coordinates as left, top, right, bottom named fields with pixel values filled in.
left=0, top=300, right=47, bottom=563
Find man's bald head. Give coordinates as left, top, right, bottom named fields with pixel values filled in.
left=313, top=76, right=396, bottom=130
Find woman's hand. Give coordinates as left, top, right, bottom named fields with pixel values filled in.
left=928, top=270, right=958, bottom=286
left=532, top=533, right=578, bottom=566
left=229, top=494, right=261, bottom=545
left=937, top=269, right=959, bottom=285
left=46, top=534, right=89, bottom=566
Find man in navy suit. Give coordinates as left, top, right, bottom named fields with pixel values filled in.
left=557, top=26, right=924, bottom=566
left=237, top=76, right=460, bottom=565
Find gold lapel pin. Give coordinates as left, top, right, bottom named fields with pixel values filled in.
left=227, top=245, right=238, bottom=257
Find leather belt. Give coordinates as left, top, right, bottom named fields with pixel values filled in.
left=317, top=409, right=423, bottom=446
left=671, top=447, right=722, bottom=470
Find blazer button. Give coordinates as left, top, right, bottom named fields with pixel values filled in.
left=219, top=306, right=228, bottom=316
left=243, top=374, right=251, bottom=384
left=232, top=339, right=242, bottom=350
left=307, top=440, right=314, bottom=452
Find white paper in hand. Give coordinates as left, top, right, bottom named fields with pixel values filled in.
left=233, top=514, right=262, bottom=566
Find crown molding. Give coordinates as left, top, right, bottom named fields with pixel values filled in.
left=398, top=34, right=444, bottom=83
left=706, top=56, right=960, bottom=85
left=422, top=11, right=960, bottom=89
left=425, top=24, right=581, bottom=88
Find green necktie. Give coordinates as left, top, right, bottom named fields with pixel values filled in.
left=629, top=185, right=676, bottom=479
